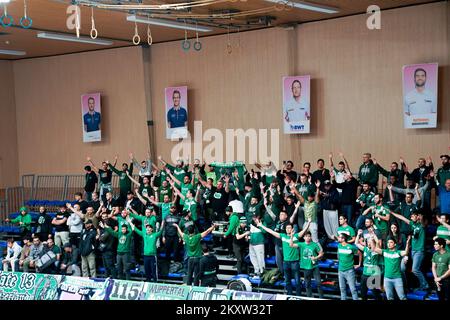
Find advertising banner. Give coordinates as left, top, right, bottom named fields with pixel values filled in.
left=0, top=271, right=60, bottom=300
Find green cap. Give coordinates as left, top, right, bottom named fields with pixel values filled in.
left=239, top=216, right=247, bottom=223
left=19, top=206, right=28, bottom=213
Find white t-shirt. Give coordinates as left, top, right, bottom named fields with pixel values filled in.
left=404, top=88, right=436, bottom=115
left=284, top=97, right=310, bottom=122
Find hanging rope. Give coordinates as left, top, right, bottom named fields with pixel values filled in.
left=75, top=5, right=81, bottom=38
left=226, top=26, right=232, bottom=54
left=19, top=0, right=32, bottom=29
left=133, top=21, right=140, bottom=45
left=90, top=7, right=98, bottom=39
left=147, top=15, right=153, bottom=46
left=181, top=20, right=191, bottom=51
left=193, top=22, right=202, bottom=51
left=0, top=4, right=14, bottom=28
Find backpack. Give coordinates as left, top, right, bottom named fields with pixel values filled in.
left=36, top=250, right=57, bottom=271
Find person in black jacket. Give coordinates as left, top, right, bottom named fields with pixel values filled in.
left=84, top=165, right=98, bottom=202
left=79, top=220, right=97, bottom=277
left=311, top=159, right=331, bottom=191
left=35, top=206, right=53, bottom=241
left=60, top=243, right=80, bottom=276
left=199, top=244, right=218, bottom=287
left=97, top=212, right=117, bottom=278
left=332, top=170, right=359, bottom=227
left=162, top=205, right=182, bottom=262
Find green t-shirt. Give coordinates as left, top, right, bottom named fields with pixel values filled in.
left=337, top=225, right=355, bottom=239
left=304, top=201, right=318, bottom=223
left=135, top=229, right=162, bottom=256
left=158, top=186, right=172, bottom=202
left=382, top=249, right=403, bottom=279
left=117, top=216, right=131, bottom=230
left=372, top=205, right=390, bottom=235
left=167, top=164, right=190, bottom=185
left=280, top=233, right=300, bottom=262
left=183, top=198, right=198, bottom=221
left=157, top=202, right=172, bottom=221
left=130, top=212, right=157, bottom=231
left=362, top=246, right=381, bottom=276
left=337, top=243, right=357, bottom=271
left=432, top=250, right=450, bottom=277
left=299, top=241, right=321, bottom=270
left=183, top=233, right=202, bottom=258
left=107, top=229, right=133, bottom=253
left=178, top=182, right=193, bottom=206
left=409, top=221, right=425, bottom=252
left=436, top=226, right=450, bottom=250
left=249, top=224, right=265, bottom=245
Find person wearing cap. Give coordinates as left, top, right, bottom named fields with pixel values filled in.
left=79, top=219, right=97, bottom=278
left=60, top=243, right=80, bottom=276
left=52, top=205, right=70, bottom=248
left=162, top=205, right=182, bottom=262
left=104, top=218, right=133, bottom=280
left=128, top=218, right=163, bottom=282
left=199, top=244, right=219, bottom=287
left=390, top=209, right=429, bottom=291
left=124, top=190, right=140, bottom=212
left=5, top=206, right=32, bottom=238
left=234, top=216, right=250, bottom=274
left=435, top=155, right=450, bottom=186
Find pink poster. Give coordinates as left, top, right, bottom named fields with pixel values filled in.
left=282, top=76, right=311, bottom=134
left=402, top=63, right=438, bottom=129
left=165, top=86, right=188, bottom=139
left=81, top=93, right=102, bottom=142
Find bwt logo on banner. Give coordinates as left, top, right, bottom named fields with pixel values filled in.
left=170, top=121, right=280, bottom=168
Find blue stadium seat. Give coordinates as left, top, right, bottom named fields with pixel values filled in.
left=407, top=292, right=426, bottom=300
left=167, top=273, right=184, bottom=278
left=265, top=256, right=276, bottom=265
left=327, top=241, right=338, bottom=249
left=428, top=293, right=439, bottom=301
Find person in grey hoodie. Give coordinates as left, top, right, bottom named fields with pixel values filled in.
left=67, top=203, right=84, bottom=247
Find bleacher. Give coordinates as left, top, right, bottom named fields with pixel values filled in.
left=0, top=200, right=441, bottom=301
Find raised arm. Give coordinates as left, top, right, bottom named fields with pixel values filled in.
left=165, top=168, right=181, bottom=186
left=339, top=151, right=351, bottom=173
left=296, top=219, right=311, bottom=239
left=390, top=210, right=410, bottom=225
left=66, top=203, right=85, bottom=219
left=201, top=223, right=217, bottom=238
left=401, top=236, right=412, bottom=257
left=86, top=157, right=99, bottom=173
left=314, top=181, right=321, bottom=203
left=354, top=229, right=365, bottom=251
left=134, top=189, right=148, bottom=206
left=289, top=201, right=301, bottom=224
left=173, top=223, right=184, bottom=238
left=126, top=171, right=141, bottom=187
left=257, top=221, right=280, bottom=239
left=387, top=184, right=394, bottom=203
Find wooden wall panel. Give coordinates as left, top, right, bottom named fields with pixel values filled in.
left=13, top=46, right=151, bottom=176
left=0, top=61, right=20, bottom=187
left=149, top=1, right=449, bottom=172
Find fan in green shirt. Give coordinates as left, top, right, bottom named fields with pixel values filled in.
left=6, top=206, right=32, bottom=233
left=159, top=156, right=190, bottom=183
left=128, top=207, right=157, bottom=231
left=129, top=220, right=162, bottom=256
left=434, top=215, right=450, bottom=250
left=173, top=185, right=199, bottom=221
left=108, top=160, right=134, bottom=194
left=104, top=222, right=133, bottom=253
left=361, top=194, right=391, bottom=238
left=337, top=235, right=358, bottom=272
left=143, top=192, right=176, bottom=221
left=166, top=169, right=193, bottom=206
left=173, top=222, right=217, bottom=286
left=431, top=238, right=450, bottom=297
left=390, top=210, right=424, bottom=252
left=334, top=215, right=356, bottom=243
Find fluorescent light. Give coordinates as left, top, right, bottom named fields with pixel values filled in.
left=265, top=0, right=339, bottom=14
left=36, top=32, right=113, bottom=46
left=127, top=15, right=212, bottom=32
left=0, top=0, right=11, bottom=3
left=0, top=49, right=26, bottom=56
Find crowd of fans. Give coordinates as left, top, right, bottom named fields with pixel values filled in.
left=1, top=152, right=449, bottom=301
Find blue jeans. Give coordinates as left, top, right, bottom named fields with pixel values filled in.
left=144, top=255, right=158, bottom=282
left=283, top=260, right=301, bottom=296
left=384, top=277, right=406, bottom=300
left=338, top=269, right=358, bottom=300
left=341, top=205, right=354, bottom=227
left=412, top=250, right=428, bottom=289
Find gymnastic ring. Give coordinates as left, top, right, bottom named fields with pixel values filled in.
left=19, top=16, right=32, bottom=29
left=133, top=34, right=141, bottom=45
left=182, top=39, right=190, bottom=51
left=0, top=14, right=13, bottom=28
left=147, top=34, right=153, bottom=46
left=90, top=28, right=98, bottom=39
left=193, top=41, right=202, bottom=51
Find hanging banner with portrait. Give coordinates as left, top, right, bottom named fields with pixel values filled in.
left=81, top=92, right=102, bottom=142
left=165, top=86, right=188, bottom=140
left=282, top=76, right=311, bottom=134
left=402, top=63, right=438, bottom=129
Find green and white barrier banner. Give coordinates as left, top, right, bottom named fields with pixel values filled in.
left=143, top=282, right=191, bottom=300
left=56, top=276, right=111, bottom=300
left=0, top=271, right=60, bottom=300
left=108, top=279, right=146, bottom=300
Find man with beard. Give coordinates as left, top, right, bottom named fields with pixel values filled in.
left=361, top=193, right=391, bottom=243
left=311, top=159, right=331, bottom=191
left=277, top=160, right=297, bottom=183
left=358, top=153, right=379, bottom=191
left=404, top=68, right=437, bottom=116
